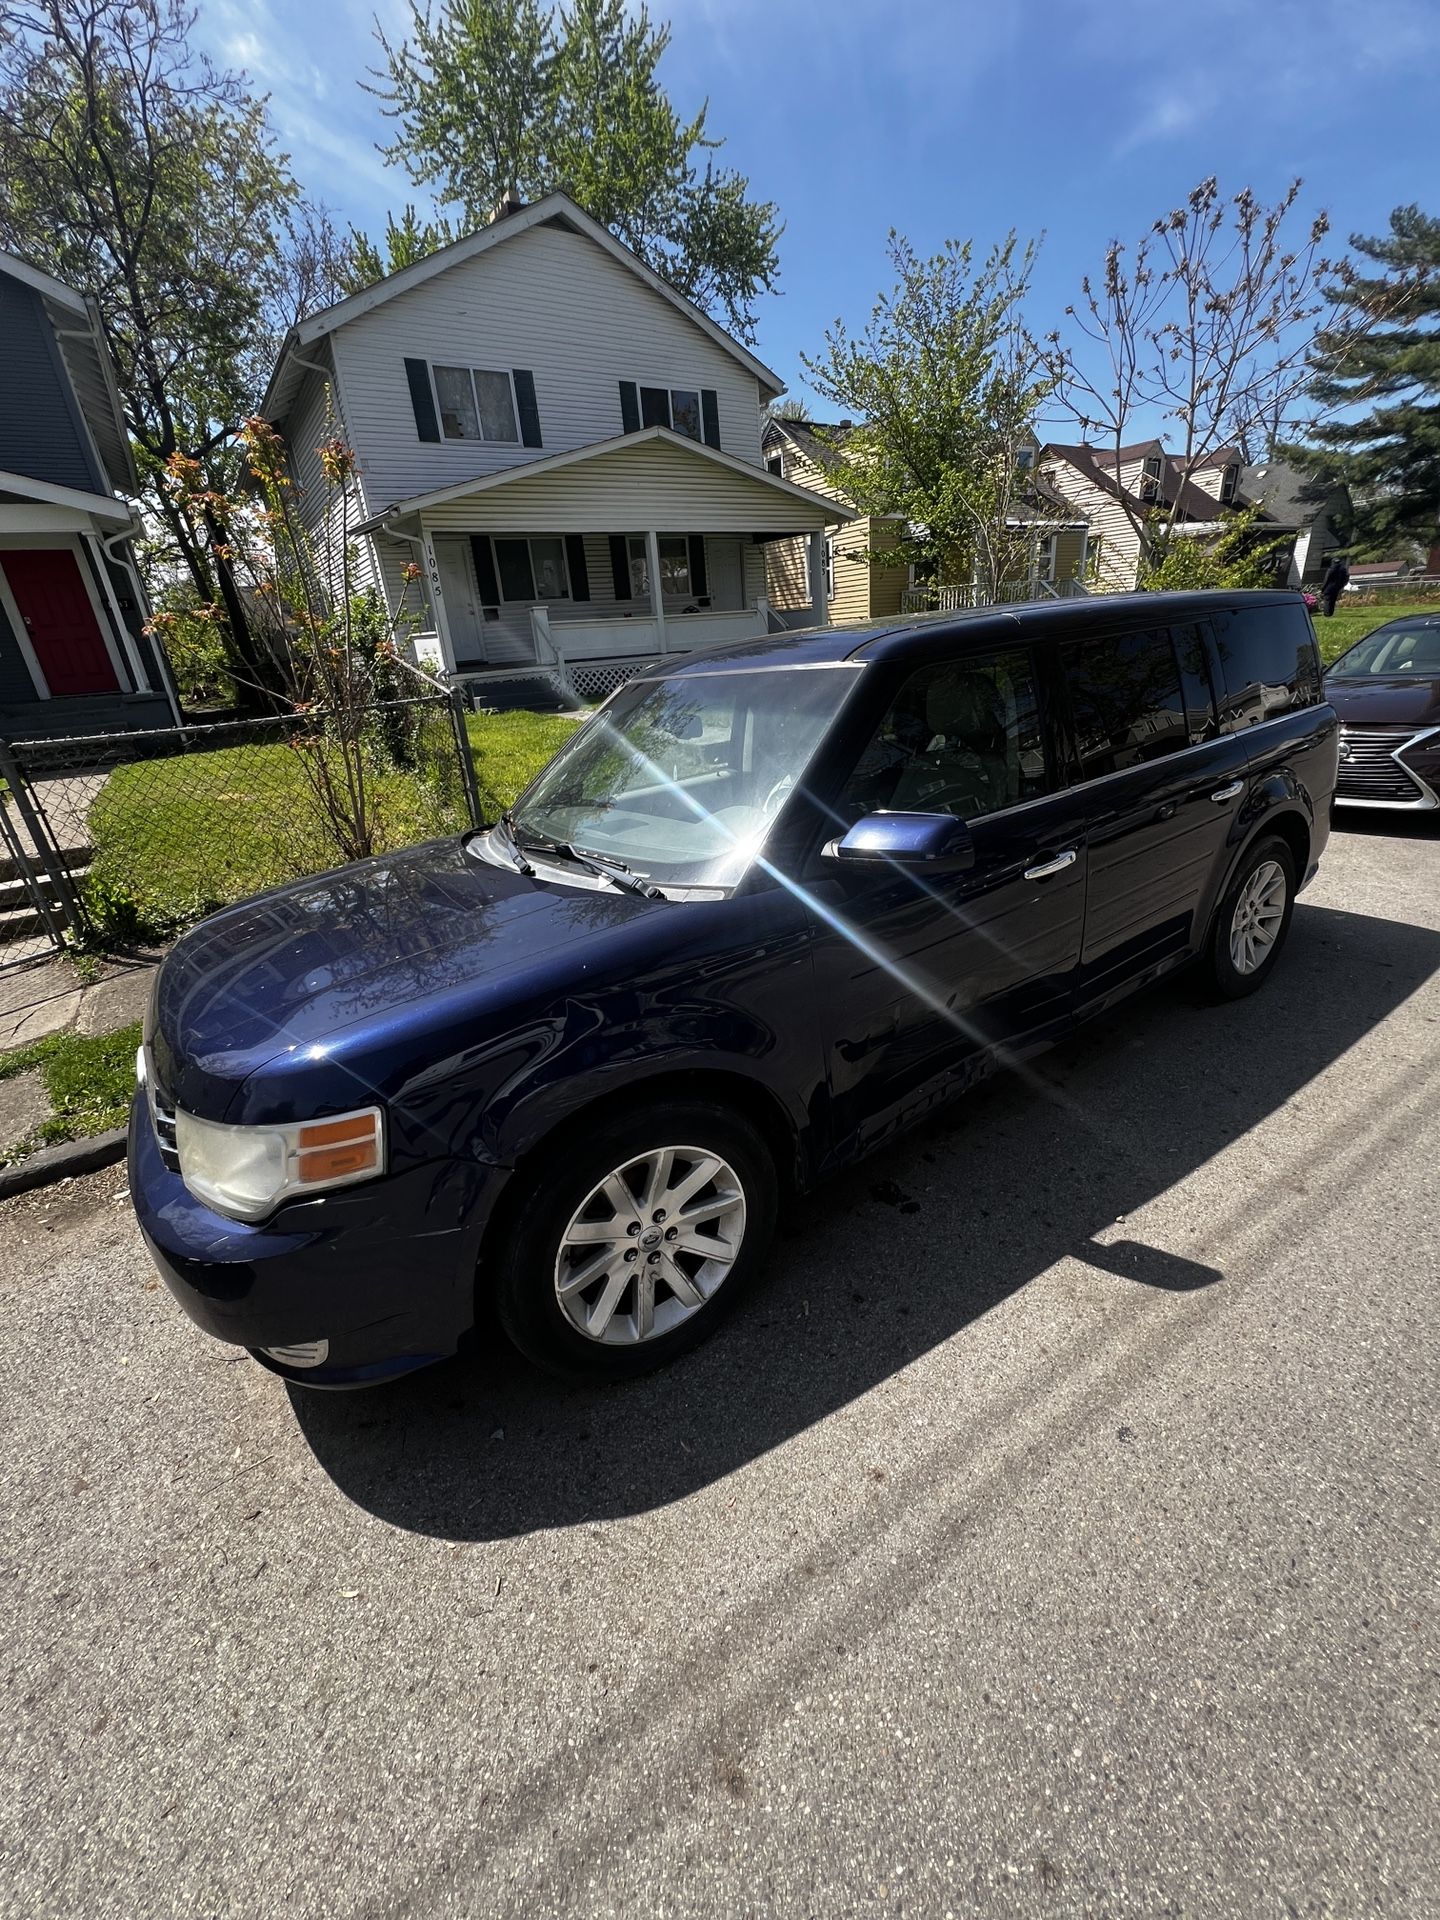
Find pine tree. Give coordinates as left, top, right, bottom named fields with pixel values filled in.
left=1295, top=205, right=1440, bottom=556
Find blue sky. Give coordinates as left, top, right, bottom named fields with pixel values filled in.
left=198, top=0, right=1440, bottom=429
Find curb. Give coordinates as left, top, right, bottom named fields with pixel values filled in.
left=0, top=1128, right=128, bottom=1200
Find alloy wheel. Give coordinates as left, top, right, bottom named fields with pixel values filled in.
left=1229, top=859, right=1287, bottom=976
left=554, top=1145, right=747, bottom=1345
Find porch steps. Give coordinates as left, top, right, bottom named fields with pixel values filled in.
left=0, top=849, right=91, bottom=947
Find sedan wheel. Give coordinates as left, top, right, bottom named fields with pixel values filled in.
left=555, top=1146, right=747, bottom=1346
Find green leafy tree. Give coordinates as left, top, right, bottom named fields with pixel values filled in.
left=1291, top=205, right=1440, bottom=557
left=342, top=204, right=457, bottom=289
left=800, top=231, right=1050, bottom=592
left=366, top=0, right=780, bottom=339
left=1139, top=499, right=1293, bottom=591
left=0, top=0, right=348, bottom=704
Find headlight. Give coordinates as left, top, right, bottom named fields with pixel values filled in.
left=174, top=1104, right=385, bottom=1222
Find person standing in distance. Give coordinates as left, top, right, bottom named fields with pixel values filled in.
left=1320, top=553, right=1350, bottom=616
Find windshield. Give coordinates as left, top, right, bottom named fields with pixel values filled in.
left=1329, top=623, right=1440, bottom=679
left=507, top=665, right=863, bottom=887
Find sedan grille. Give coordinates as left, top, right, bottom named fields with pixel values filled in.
left=1336, top=726, right=1431, bottom=803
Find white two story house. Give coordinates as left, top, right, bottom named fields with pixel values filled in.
left=262, top=192, right=852, bottom=703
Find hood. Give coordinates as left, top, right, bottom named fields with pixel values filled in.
left=1324, top=674, right=1440, bottom=728
left=151, top=835, right=660, bottom=1117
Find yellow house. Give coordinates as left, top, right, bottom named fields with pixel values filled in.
left=761, top=418, right=909, bottom=624
left=763, top=417, right=1093, bottom=620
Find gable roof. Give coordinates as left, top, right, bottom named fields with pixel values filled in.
left=1237, top=461, right=1341, bottom=527
left=353, top=423, right=857, bottom=534
left=265, top=192, right=784, bottom=425
left=0, top=251, right=138, bottom=496
left=1041, top=441, right=1221, bottom=523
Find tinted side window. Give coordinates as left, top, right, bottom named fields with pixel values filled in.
left=839, top=650, right=1050, bottom=823
left=1212, top=603, right=1323, bottom=729
left=1062, top=628, right=1190, bottom=780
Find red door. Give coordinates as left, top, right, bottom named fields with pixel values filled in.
left=3, top=548, right=119, bottom=695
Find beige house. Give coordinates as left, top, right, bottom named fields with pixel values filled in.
left=1039, top=441, right=1344, bottom=591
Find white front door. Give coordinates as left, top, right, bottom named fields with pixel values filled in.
left=434, top=537, right=484, bottom=661
left=707, top=537, right=744, bottom=610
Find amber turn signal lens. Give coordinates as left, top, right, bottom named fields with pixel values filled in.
left=296, top=1114, right=380, bottom=1187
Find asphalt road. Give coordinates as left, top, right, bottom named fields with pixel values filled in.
left=2, top=817, right=1437, bottom=1919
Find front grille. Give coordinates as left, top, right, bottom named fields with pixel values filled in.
left=1336, top=726, right=1429, bottom=803
left=148, top=1077, right=180, bottom=1171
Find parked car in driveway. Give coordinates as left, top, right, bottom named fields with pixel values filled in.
left=1324, top=613, right=1440, bottom=809
left=131, top=591, right=1336, bottom=1388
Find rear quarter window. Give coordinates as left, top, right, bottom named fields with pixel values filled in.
left=1212, top=603, right=1322, bottom=729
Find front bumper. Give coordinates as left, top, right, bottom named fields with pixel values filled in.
left=1334, top=725, right=1440, bottom=809
left=128, top=1094, right=510, bottom=1388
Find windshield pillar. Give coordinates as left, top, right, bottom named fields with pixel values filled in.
left=644, top=529, right=668, bottom=654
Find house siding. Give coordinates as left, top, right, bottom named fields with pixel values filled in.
left=415, top=437, right=837, bottom=536
left=1040, top=459, right=1142, bottom=590
left=284, top=353, right=381, bottom=603
left=331, top=221, right=766, bottom=515
left=763, top=431, right=905, bottom=621
left=0, top=593, right=37, bottom=705
left=0, top=273, right=103, bottom=495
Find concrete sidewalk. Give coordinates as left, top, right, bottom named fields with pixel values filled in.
left=0, top=956, right=156, bottom=1158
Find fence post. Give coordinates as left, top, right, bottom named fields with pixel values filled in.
left=0, top=738, right=87, bottom=943
left=448, top=689, right=484, bottom=828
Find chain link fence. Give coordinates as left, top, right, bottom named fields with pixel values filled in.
left=0, top=690, right=482, bottom=966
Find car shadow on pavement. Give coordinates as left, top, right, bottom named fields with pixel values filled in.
left=290, top=898, right=1440, bottom=1541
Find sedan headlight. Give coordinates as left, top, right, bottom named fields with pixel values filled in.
left=174, top=1104, right=385, bottom=1222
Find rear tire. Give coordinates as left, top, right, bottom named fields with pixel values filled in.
left=491, top=1098, right=778, bottom=1380
left=1204, top=835, right=1297, bottom=1000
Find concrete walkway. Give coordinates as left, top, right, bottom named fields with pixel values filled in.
left=0, top=954, right=157, bottom=1053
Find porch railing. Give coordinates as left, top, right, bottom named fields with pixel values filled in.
left=899, top=577, right=1090, bottom=615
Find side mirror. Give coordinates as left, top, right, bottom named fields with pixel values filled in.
left=823, top=810, right=976, bottom=873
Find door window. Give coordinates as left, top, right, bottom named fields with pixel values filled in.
left=1061, top=629, right=1191, bottom=780
left=1211, top=603, right=1322, bottom=729
left=839, top=650, right=1050, bottom=824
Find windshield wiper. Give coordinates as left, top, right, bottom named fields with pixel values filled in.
left=512, top=830, right=663, bottom=899
left=496, top=811, right=536, bottom=877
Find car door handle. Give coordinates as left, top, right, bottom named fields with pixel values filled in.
left=1023, top=849, right=1077, bottom=881
left=1211, top=780, right=1245, bottom=803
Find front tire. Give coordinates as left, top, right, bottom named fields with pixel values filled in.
left=1205, top=835, right=1297, bottom=1000
left=492, top=1098, right=778, bottom=1380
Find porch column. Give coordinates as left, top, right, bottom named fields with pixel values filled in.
left=644, top=529, right=667, bottom=654
left=1077, top=526, right=1089, bottom=589
left=419, top=527, right=457, bottom=674
left=808, top=530, right=829, bottom=626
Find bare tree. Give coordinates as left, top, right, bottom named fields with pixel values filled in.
left=1044, top=179, right=1374, bottom=567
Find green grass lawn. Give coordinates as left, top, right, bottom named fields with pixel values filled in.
left=80, top=709, right=580, bottom=945
left=464, top=707, right=582, bottom=816
left=0, top=1019, right=142, bottom=1164
left=1314, top=598, right=1439, bottom=665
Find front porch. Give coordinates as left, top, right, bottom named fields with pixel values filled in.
left=357, top=425, right=850, bottom=707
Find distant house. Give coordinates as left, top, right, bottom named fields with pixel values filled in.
left=261, top=191, right=850, bottom=703
left=1040, top=440, right=1347, bottom=592
left=763, top=419, right=1090, bottom=621
left=0, top=253, right=177, bottom=740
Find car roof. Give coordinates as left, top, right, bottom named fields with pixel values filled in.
left=655, top=590, right=1312, bottom=677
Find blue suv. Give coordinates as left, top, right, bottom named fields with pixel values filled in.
left=131, top=592, right=1337, bottom=1387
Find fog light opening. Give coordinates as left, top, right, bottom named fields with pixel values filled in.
left=260, top=1339, right=330, bottom=1369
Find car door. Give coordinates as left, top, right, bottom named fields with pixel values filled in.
left=1054, top=616, right=1252, bottom=1014
left=803, top=640, right=1087, bottom=1161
